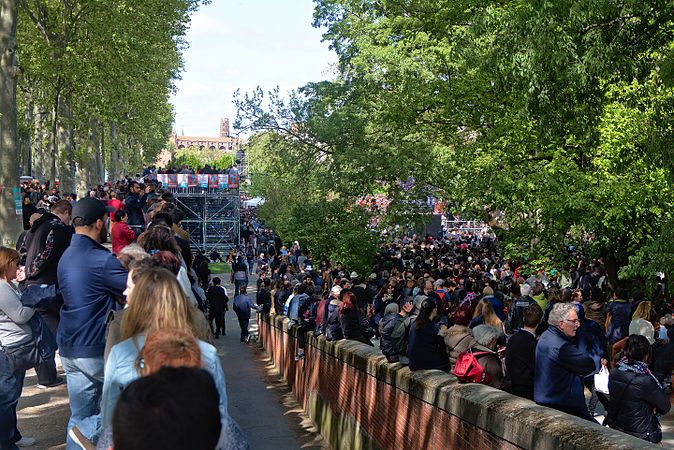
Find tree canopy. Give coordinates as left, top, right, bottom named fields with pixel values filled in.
left=14, top=0, right=207, bottom=191
left=236, top=0, right=674, bottom=288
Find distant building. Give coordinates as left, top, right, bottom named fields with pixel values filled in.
left=170, top=118, right=239, bottom=152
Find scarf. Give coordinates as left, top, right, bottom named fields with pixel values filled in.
left=618, top=358, right=662, bottom=389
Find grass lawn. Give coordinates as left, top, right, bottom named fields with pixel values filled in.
left=208, top=262, right=229, bottom=274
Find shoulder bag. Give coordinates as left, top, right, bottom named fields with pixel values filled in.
left=0, top=337, right=42, bottom=374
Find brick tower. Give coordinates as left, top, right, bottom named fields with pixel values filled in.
left=220, top=118, right=230, bottom=138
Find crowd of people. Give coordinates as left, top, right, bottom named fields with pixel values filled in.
left=5, top=172, right=673, bottom=448
left=3, top=173, right=253, bottom=450
left=142, top=163, right=236, bottom=175
left=248, top=229, right=671, bottom=444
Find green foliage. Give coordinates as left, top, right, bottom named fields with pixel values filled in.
left=235, top=0, right=674, bottom=284
left=257, top=196, right=378, bottom=276
left=243, top=130, right=379, bottom=273
left=15, top=0, right=209, bottom=181
left=620, top=221, right=674, bottom=292
left=173, top=147, right=235, bottom=170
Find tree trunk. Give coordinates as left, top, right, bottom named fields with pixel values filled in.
left=0, top=0, right=23, bottom=246
left=108, top=121, right=119, bottom=182
left=57, top=92, right=75, bottom=195
left=99, top=124, right=105, bottom=183
left=603, top=253, right=620, bottom=291
left=32, top=103, right=48, bottom=181
left=20, top=88, right=32, bottom=176
left=49, top=91, right=59, bottom=188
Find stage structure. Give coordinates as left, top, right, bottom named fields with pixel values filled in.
left=146, top=172, right=240, bottom=254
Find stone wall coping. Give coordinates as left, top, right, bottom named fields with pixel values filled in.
left=267, top=314, right=657, bottom=450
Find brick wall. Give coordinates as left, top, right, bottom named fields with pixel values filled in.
left=258, top=315, right=656, bottom=450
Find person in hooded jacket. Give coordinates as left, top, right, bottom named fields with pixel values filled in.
left=294, top=286, right=320, bottom=360
left=379, top=302, right=413, bottom=363
left=605, top=335, right=670, bottom=443
left=20, top=199, right=73, bottom=389
left=470, top=325, right=504, bottom=388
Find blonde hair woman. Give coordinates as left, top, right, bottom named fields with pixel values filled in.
left=470, top=298, right=503, bottom=329
left=99, top=267, right=226, bottom=445
left=632, top=301, right=656, bottom=325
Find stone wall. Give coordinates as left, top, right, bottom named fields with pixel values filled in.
left=258, top=315, right=657, bottom=450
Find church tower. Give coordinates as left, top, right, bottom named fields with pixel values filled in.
left=220, top=118, right=230, bottom=138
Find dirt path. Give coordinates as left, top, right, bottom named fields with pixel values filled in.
left=17, top=355, right=68, bottom=449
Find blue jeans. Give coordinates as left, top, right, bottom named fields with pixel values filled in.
left=235, top=311, right=250, bottom=342
left=61, top=356, right=104, bottom=449
left=0, top=351, right=25, bottom=450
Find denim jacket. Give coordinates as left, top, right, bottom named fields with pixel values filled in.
left=100, top=335, right=229, bottom=429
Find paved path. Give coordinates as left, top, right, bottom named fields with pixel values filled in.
left=15, top=272, right=328, bottom=449
left=217, top=275, right=328, bottom=450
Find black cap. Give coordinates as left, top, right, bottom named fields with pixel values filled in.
left=72, top=197, right=114, bottom=226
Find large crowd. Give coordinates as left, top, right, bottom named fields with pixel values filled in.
left=1, top=170, right=672, bottom=449
left=4, top=171, right=250, bottom=450
left=246, top=225, right=671, bottom=444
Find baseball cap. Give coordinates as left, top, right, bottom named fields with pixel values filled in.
left=350, top=271, right=358, bottom=279
left=72, top=197, right=114, bottom=226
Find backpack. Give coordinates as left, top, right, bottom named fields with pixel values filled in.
left=453, top=349, right=492, bottom=384
left=389, top=318, right=408, bottom=355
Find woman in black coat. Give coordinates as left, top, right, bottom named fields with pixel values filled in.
left=605, top=334, right=671, bottom=443
left=339, top=291, right=373, bottom=346
left=407, top=297, right=450, bottom=372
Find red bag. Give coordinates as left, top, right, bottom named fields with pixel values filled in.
left=453, top=349, right=492, bottom=384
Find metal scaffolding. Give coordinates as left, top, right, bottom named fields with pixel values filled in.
left=172, top=189, right=240, bottom=254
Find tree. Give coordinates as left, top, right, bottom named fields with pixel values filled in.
left=237, top=0, right=674, bottom=287
left=0, top=0, right=23, bottom=246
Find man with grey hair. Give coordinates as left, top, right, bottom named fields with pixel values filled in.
left=470, top=325, right=503, bottom=388
left=534, top=303, right=596, bottom=421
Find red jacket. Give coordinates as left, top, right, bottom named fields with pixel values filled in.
left=111, top=221, right=135, bottom=255
left=108, top=198, right=123, bottom=220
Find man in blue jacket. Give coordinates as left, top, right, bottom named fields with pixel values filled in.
left=233, top=286, right=260, bottom=342
left=57, top=197, right=127, bottom=449
left=534, top=303, right=597, bottom=422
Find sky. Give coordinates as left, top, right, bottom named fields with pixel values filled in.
left=170, top=0, right=337, bottom=138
